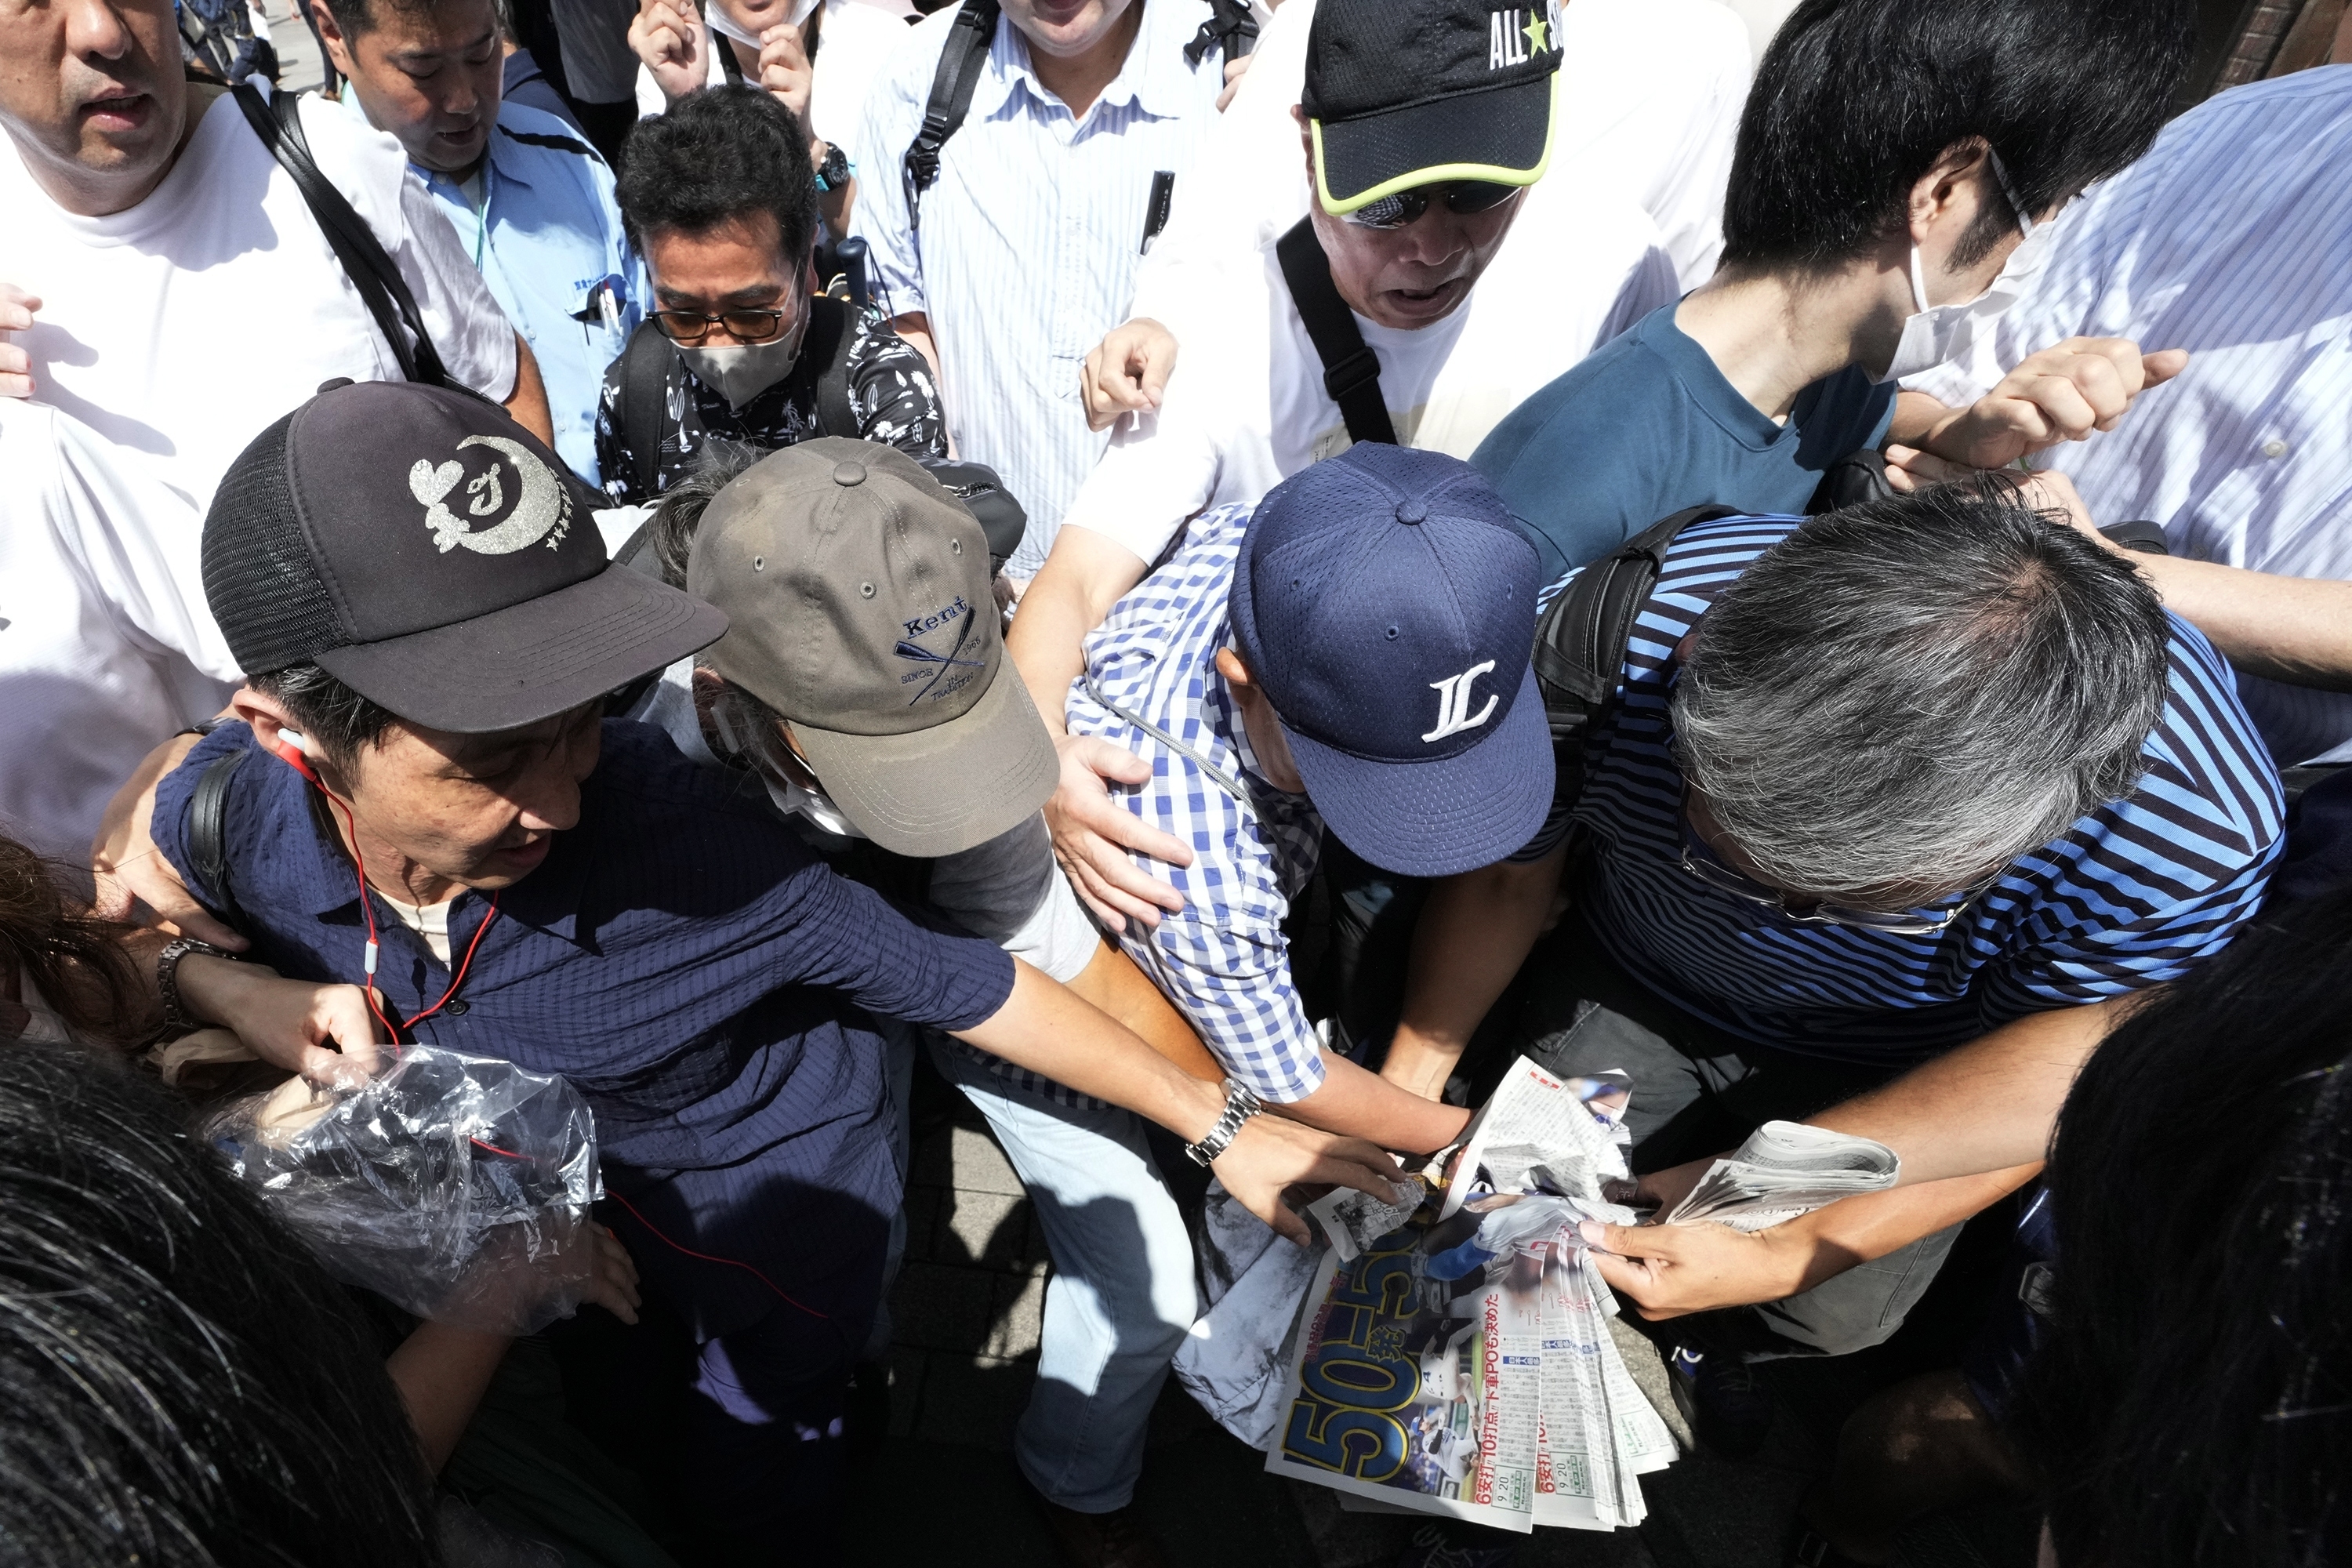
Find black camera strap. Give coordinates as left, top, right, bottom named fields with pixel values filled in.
left=233, top=84, right=448, bottom=386
left=1275, top=216, right=1396, bottom=447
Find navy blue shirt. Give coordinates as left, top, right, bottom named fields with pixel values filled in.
left=1471, top=305, right=1896, bottom=579
left=155, top=720, right=1016, bottom=1338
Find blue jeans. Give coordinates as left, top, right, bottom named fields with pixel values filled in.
left=931, top=1040, right=1198, bottom=1512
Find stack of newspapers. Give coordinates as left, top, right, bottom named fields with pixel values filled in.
left=1269, top=1057, right=1899, bottom=1534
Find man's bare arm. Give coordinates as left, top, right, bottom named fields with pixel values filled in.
left=1806, top=997, right=2129, bottom=1183
left=1380, top=845, right=1567, bottom=1100
left=2124, top=553, right=2352, bottom=691
left=502, top=332, right=554, bottom=446
left=1004, top=524, right=1195, bottom=927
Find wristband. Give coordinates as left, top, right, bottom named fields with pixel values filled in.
left=157, top=937, right=234, bottom=1034
left=1183, top=1079, right=1265, bottom=1167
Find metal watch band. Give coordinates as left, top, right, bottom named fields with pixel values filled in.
left=156, top=937, right=233, bottom=1035
left=1183, top=1080, right=1265, bottom=1167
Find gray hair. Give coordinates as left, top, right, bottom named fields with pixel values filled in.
left=644, top=438, right=765, bottom=590
left=1671, top=479, right=2170, bottom=898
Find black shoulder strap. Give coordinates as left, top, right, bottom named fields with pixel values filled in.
left=620, top=320, right=675, bottom=501
left=718, top=37, right=746, bottom=84
left=187, top=748, right=250, bottom=936
left=1530, top=505, right=1744, bottom=743
left=1184, top=0, right=1258, bottom=64
left=1275, top=217, right=1396, bottom=448
left=234, top=85, right=449, bottom=386
left=803, top=296, right=858, bottom=437
left=901, top=0, right=1000, bottom=233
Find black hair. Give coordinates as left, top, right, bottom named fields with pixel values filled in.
left=646, top=438, right=765, bottom=590
left=320, top=0, right=496, bottom=47
left=0, top=837, right=148, bottom=1047
left=615, top=86, right=822, bottom=267
left=0, top=1041, right=444, bottom=1566
left=2016, top=891, right=2352, bottom=1568
left=1719, top=0, right=2193, bottom=272
left=249, top=662, right=403, bottom=770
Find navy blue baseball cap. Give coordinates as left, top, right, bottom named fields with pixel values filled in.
left=1230, top=445, right=1551, bottom=878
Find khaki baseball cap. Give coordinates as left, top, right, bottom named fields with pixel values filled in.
left=685, top=440, right=1058, bottom=858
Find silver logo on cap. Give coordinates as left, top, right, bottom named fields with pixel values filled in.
left=410, top=435, right=573, bottom=555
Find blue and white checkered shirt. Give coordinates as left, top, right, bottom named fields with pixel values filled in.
left=1062, top=503, right=1331, bottom=1103
left=850, top=0, right=1228, bottom=577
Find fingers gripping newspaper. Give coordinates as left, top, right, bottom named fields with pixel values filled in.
left=1267, top=1058, right=1896, bottom=1533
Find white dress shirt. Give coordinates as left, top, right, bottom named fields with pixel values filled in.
left=1904, top=67, right=2352, bottom=766
left=850, top=0, right=1229, bottom=575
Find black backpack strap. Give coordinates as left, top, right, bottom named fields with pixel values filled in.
left=900, top=0, right=1000, bottom=234
left=804, top=296, right=858, bottom=437
left=1530, top=505, right=1744, bottom=743
left=1275, top=217, right=1397, bottom=448
left=187, top=748, right=250, bottom=935
left=1185, top=0, right=1258, bottom=64
left=233, top=84, right=449, bottom=386
left=717, top=37, right=746, bottom=84
left=619, top=320, right=675, bottom=501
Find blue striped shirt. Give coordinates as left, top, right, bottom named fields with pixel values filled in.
left=1063, top=503, right=1330, bottom=1103
left=1904, top=66, right=2352, bottom=767
left=1560, top=514, right=2283, bottom=1063
left=850, top=0, right=1228, bottom=577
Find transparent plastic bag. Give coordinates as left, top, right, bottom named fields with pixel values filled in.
left=204, top=1044, right=603, bottom=1334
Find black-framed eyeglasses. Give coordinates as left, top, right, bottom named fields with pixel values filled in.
left=650, top=306, right=794, bottom=346
left=1674, top=798, right=2001, bottom=936
left=1341, top=180, right=1523, bottom=230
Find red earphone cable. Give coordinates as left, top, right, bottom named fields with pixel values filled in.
left=283, top=739, right=829, bottom=1328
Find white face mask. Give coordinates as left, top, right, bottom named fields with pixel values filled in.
left=1876, top=151, right=2057, bottom=384
left=702, top=0, right=820, bottom=48
left=674, top=304, right=810, bottom=408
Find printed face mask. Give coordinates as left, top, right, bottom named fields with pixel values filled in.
left=673, top=305, right=811, bottom=408
left=1875, top=150, right=2056, bottom=384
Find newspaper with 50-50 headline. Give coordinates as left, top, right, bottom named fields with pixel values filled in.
left=1272, top=1058, right=1896, bottom=1533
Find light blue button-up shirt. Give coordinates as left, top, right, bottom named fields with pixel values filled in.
left=851, top=0, right=1228, bottom=575
left=349, top=93, right=648, bottom=483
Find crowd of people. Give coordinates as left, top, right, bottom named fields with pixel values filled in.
left=2, top=0, right=2348, bottom=1563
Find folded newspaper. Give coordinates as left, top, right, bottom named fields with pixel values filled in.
left=1266, top=1058, right=1899, bottom=1534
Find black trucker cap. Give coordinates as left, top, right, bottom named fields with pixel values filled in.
left=201, top=380, right=727, bottom=732
left=1302, top=0, right=1565, bottom=215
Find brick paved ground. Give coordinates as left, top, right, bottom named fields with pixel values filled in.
left=847, top=1061, right=2038, bottom=1568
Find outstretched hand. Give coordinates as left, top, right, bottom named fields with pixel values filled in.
left=1211, top=1116, right=1406, bottom=1247
left=1576, top=1217, right=1808, bottom=1319
left=1080, top=318, right=1178, bottom=432
left=177, top=955, right=383, bottom=1087
left=1045, top=733, right=1193, bottom=930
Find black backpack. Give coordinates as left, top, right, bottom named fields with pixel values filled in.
left=900, top=0, right=1256, bottom=231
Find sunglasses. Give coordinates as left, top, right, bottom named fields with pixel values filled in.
left=1341, top=180, right=1523, bottom=230
left=650, top=306, right=795, bottom=346
left=1675, top=804, right=2001, bottom=936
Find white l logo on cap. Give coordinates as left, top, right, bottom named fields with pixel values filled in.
left=1422, top=659, right=1499, bottom=742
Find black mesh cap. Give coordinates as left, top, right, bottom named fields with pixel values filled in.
left=1303, top=0, right=1563, bottom=213
left=201, top=381, right=727, bottom=733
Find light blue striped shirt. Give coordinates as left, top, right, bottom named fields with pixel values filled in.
left=1906, top=66, right=2352, bottom=766
left=1563, top=515, right=2282, bottom=1064
left=850, top=0, right=1228, bottom=576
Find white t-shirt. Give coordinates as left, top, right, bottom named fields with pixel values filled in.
left=1129, top=0, right=1748, bottom=329
left=1061, top=180, right=1679, bottom=566
left=633, top=0, right=916, bottom=150
left=0, top=401, right=240, bottom=863
left=0, top=85, right=518, bottom=517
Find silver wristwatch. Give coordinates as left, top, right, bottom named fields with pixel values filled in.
left=156, top=936, right=233, bottom=1035
left=1183, top=1079, right=1265, bottom=1167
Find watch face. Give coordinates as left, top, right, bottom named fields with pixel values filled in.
left=818, top=143, right=850, bottom=188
